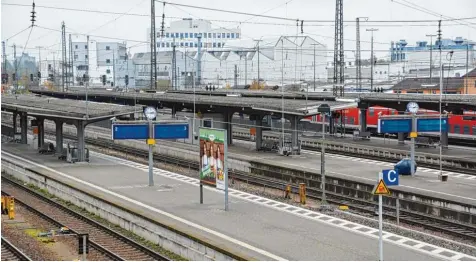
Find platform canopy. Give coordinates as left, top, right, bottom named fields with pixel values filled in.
left=1, top=94, right=137, bottom=122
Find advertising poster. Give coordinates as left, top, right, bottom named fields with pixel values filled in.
left=199, top=127, right=227, bottom=190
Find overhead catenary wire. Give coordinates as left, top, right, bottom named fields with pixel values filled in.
left=4, top=2, right=476, bottom=24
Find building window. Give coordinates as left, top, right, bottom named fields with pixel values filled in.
left=179, top=33, right=183, bottom=39
left=75, top=45, right=78, bottom=49
left=185, top=33, right=188, bottom=38
left=208, top=33, right=212, bottom=38
left=231, top=33, right=235, bottom=38
left=185, top=42, right=189, bottom=47
left=106, top=46, right=110, bottom=50
left=227, top=33, right=230, bottom=38
left=180, top=42, right=184, bottom=47
left=85, top=55, right=88, bottom=59
left=193, top=33, right=197, bottom=38
left=213, top=33, right=216, bottom=38
left=166, top=42, right=170, bottom=47
left=222, top=33, right=225, bottom=38
left=166, top=33, right=169, bottom=38
left=106, top=69, right=111, bottom=74
left=217, top=33, right=221, bottom=38
left=85, top=45, right=88, bottom=49
left=175, top=33, right=179, bottom=38
left=213, top=42, right=217, bottom=48
left=106, top=59, right=111, bottom=64
left=218, top=43, right=221, bottom=47
left=74, top=54, right=78, bottom=60
left=236, top=33, right=240, bottom=38
left=161, top=43, right=165, bottom=47
left=194, top=43, right=198, bottom=47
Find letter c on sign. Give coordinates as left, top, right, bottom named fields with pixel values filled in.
left=388, top=170, right=397, bottom=182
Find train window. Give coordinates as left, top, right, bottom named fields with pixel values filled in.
left=473, top=126, right=476, bottom=135
left=369, top=108, right=374, bottom=117
left=454, top=125, right=460, bottom=134
left=349, top=117, right=355, bottom=125
left=463, top=116, right=476, bottom=121
left=464, top=125, right=470, bottom=134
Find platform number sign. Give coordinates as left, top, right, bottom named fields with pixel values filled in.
left=382, top=169, right=399, bottom=186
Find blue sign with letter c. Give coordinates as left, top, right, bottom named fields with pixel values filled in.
left=383, top=169, right=399, bottom=186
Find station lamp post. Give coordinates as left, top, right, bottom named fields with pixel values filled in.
left=318, top=104, right=331, bottom=205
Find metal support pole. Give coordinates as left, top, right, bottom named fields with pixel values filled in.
left=82, top=234, right=87, bottom=261
left=312, top=44, right=316, bottom=91
left=378, top=172, right=384, bottom=261
left=200, top=184, right=203, bottom=204
left=55, top=120, right=63, bottom=155
left=367, top=29, right=378, bottom=92
left=197, top=35, right=202, bottom=87
left=20, top=113, right=27, bottom=144
left=321, top=113, right=327, bottom=204
left=245, top=55, right=248, bottom=86
left=411, top=115, right=416, bottom=176
left=112, top=51, right=115, bottom=87
left=234, top=64, right=238, bottom=88
left=396, top=198, right=400, bottom=226
left=86, top=35, right=89, bottom=117
left=148, top=121, right=154, bottom=187
left=426, top=34, right=436, bottom=83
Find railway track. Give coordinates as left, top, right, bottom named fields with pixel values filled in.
left=2, top=116, right=475, bottom=174
left=1, top=237, right=32, bottom=261
left=1, top=177, right=170, bottom=261
left=48, top=134, right=476, bottom=242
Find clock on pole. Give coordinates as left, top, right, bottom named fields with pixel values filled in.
left=406, top=102, right=419, bottom=114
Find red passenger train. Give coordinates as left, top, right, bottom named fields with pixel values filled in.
left=305, top=106, right=476, bottom=136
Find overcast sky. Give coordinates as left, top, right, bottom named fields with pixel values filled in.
left=2, top=0, right=475, bottom=61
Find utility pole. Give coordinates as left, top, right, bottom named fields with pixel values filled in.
left=367, top=28, right=378, bottom=92
left=61, top=21, right=66, bottom=91
left=150, top=0, right=157, bottom=89
left=86, top=35, right=89, bottom=117
left=234, top=64, right=238, bottom=88
left=356, top=17, right=368, bottom=92
left=69, top=34, right=73, bottom=86
left=254, top=39, right=262, bottom=86
left=312, top=43, right=318, bottom=91
left=14, top=44, right=18, bottom=93
left=333, top=0, right=344, bottom=97
left=438, top=20, right=443, bottom=180
left=113, top=50, right=116, bottom=87
left=426, top=34, right=437, bottom=84
left=184, top=48, right=187, bottom=88
left=197, top=34, right=202, bottom=87
left=466, top=41, right=469, bottom=94
left=37, top=46, right=42, bottom=86
left=245, top=54, right=248, bottom=87
left=172, top=42, right=176, bottom=90
left=2, top=42, right=6, bottom=73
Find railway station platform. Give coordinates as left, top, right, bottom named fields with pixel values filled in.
left=233, top=127, right=476, bottom=163
left=2, top=142, right=474, bottom=261
left=158, top=138, right=476, bottom=207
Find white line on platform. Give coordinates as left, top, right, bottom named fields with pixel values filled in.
left=84, top=151, right=475, bottom=261
left=2, top=151, right=288, bottom=261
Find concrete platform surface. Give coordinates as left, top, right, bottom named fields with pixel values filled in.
left=157, top=139, right=476, bottom=207
left=3, top=143, right=475, bottom=261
